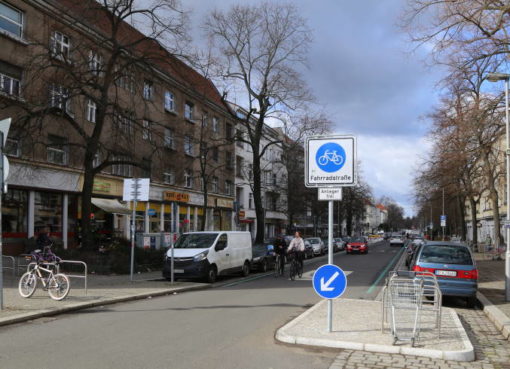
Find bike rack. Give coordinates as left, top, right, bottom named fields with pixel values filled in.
left=2, top=255, right=15, bottom=277
left=27, top=260, right=88, bottom=295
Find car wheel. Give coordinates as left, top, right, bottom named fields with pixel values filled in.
left=260, top=259, right=268, bottom=273
left=242, top=261, right=250, bottom=277
left=206, top=266, right=217, bottom=284
left=466, top=296, right=477, bottom=308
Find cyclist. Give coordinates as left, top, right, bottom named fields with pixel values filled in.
left=287, top=231, right=305, bottom=274
left=273, top=235, right=286, bottom=274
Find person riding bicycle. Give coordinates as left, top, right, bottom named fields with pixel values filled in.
left=287, top=231, right=305, bottom=272
left=273, top=235, right=287, bottom=273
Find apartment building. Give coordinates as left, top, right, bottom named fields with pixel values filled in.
left=0, top=0, right=236, bottom=253
left=230, top=105, right=288, bottom=240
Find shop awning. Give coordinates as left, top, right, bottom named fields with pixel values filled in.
left=92, top=198, right=131, bottom=215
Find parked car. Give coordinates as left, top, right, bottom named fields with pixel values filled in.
left=408, top=241, right=478, bottom=307
left=304, top=239, right=314, bottom=259
left=333, top=238, right=346, bottom=251
left=163, top=231, right=252, bottom=283
left=346, top=237, right=368, bottom=254
left=306, top=237, right=325, bottom=256
left=251, top=241, right=276, bottom=272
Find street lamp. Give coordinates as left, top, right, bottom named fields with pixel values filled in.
left=487, top=71, right=510, bottom=302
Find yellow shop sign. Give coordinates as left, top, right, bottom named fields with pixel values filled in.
left=164, top=191, right=190, bottom=203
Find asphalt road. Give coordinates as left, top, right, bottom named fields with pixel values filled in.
left=0, top=240, right=404, bottom=369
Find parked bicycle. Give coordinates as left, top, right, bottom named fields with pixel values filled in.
left=18, top=246, right=70, bottom=301
left=288, top=252, right=303, bottom=281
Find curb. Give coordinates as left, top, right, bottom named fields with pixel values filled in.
left=477, top=291, right=510, bottom=340
left=275, top=300, right=475, bottom=362
left=0, top=283, right=212, bottom=327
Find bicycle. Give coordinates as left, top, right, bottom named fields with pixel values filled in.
left=274, top=254, right=284, bottom=277
left=18, top=248, right=70, bottom=301
left=288, top=252, right=303, bottom=281
left=318, top=150, right=344, bottom=166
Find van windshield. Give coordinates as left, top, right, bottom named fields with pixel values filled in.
left=174, top=233, right=218, bottom=249
left=419, top=245, right=473, bottom=265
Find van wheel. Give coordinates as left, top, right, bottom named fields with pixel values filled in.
left=206, top=266, right=217, bottom=284
left=242, top=262, right=250, bottom=277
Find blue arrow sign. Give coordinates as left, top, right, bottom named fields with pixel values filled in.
left=312, top=264, right=347, bottom=299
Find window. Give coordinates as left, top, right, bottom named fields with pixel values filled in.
left=249, top=193, right=254, bottom=209
left=0, top=71, right=20, bottom=97
left=47, top=135, right=68, bottom=165
left=142, top=120, right=152, bottom=141
left=184, top=136, right=194, bottom=156
left=116, top=112, right=134, bottom=135
left=143, top=80, right=153, bottom=100
left=163, top=170, right=175, bottom=185
left=51, top=31, right=71, bottom=59
left=211, top=176, right=218, bottom=193
left=49, top=84, right=72, bottom=114
left=212, top=117, right=219, bottom=133
left=272, top=173, right=277, bottom=186
left=247, top=164, right=253, bottom=180
left=236, top=129, right=244, bottom=148
left=115, top=69, right=135, bottom=93
left=264, top=170, right=272, bottom=185
left=164, top=91, right=175, bottom=112
left=184, top=102, right=194, bottom=121
left=225, top=123, right=233, bottom=139
left=0, top=2, right=23, bottom=38
left=88, top=50, right=102, bottom=75
left=236, top=156, right=244, bottom=178
left=212, top=147, right=219, bottom=162
left=111, top=155, right=132, bottom=177
left=202, top=113, right=208, bottom=127
left=86, top=99, right=96, bottom=123
left=225, top=151, right=234, bottom=169
left=164, top=128, right=175, bottom=149
left=4, top=137, right=20, bottom=157
left=225, top=180, right=233, bottom=196
left=184, top=170, right=193, bottom=188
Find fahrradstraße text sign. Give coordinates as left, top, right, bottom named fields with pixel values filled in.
left=305, top=135, right=357, bottom=187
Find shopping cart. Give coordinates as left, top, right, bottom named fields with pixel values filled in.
left=387, top=274, right=424, bottom=346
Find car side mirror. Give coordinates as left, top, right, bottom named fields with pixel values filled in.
left=215, top=241, right=227, bottom=252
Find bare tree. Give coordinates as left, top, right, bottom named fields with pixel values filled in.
left=2, top=0, right=188, bottom=248
left=204, top=2, right=314, bottom=243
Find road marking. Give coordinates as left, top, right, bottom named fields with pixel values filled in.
left=366, top=246, right=406, bottom=295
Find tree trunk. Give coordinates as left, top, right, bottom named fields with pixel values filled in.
left=80, top=160, right=95, bottom=250
left=252, top=143, right=265, bottom=244
left=457, top=195, right=467, bottom=241
left=201, top=188, right=208, bottom=231
left=469, top=196, right=478, bottom=247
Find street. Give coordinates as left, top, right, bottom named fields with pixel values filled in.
left=0, top=241, right=400, bottom=369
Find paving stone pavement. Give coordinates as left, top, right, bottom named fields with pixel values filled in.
left=329, top=306, right=510, bottom=369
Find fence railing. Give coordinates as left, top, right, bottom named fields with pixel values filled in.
left=1, top=255, right=15, bottom=277
left=26, top=259, right=88, bottom=295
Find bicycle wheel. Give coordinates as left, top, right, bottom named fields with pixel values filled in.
left=289, top=261, right=296, bottom=281
left=298, top=261, right=303, bottom=278
left=274, top=256, right=280, bottom=277
left=48, top=273, right=70, bottom=301
left=19, top=272, right=37, bottom=298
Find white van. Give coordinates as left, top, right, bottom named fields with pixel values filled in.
left=163, top=231, right=252, bottom=283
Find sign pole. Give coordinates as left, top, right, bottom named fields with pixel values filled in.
left=130, top=179, right=139, bottom=282
left=0, top=131, right=3, bottom=310
left=328, top=198, right=334, bottom=332
left=171, top=203, right=175, bottom=284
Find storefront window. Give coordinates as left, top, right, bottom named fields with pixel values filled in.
left=34, top=192, right=62, bottom=236
left=68, top=194, right=79, bottom=247
left=2, top=189, right=27, bottom=235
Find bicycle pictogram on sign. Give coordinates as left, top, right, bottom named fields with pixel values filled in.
left=315, top=142, right=346, bottom=173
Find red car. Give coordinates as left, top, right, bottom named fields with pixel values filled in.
left=346, top=237, right=368, bottom=254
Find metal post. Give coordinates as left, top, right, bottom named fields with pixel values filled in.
left=442, top=188, right=445, bottom=240
left=328, top=198, right=334, bottom=332
left=130, top=178, right=139, bottom=282
left=0, top=131, right=4, bottom=310
left=505, top=78, right=510, bottom=301
left=171, top=202, right=175, bottom=284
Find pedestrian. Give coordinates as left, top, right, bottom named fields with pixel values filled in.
left=287, top=231, right=305, bottom=272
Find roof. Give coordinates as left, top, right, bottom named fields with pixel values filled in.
left=47, top=0, right=228, bottom=112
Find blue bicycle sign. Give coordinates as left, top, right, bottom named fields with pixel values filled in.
left=315, top=143, right=346, bottom=172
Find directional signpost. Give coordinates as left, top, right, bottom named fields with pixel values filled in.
left=123, top=178, right=150, bottom=281
left=0, top=118, right=10, bottom=310
left=305, top=135, right=356, bottom=332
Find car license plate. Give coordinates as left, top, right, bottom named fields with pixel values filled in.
left=174, top=269, right=184, bottom=274
left=435, top=270, right=456, bottom=277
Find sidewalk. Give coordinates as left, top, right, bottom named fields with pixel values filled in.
left=473, top=252, right=510, bottom=339
left=0, top=270, right=210, bottom=326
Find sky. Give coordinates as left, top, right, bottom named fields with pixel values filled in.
left=181, top=0, right=443, bottom=216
